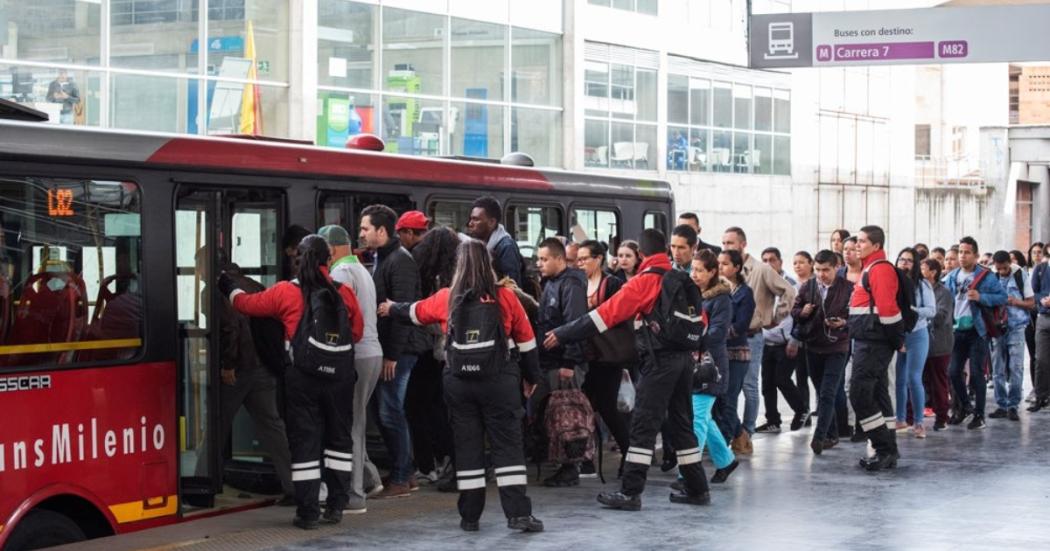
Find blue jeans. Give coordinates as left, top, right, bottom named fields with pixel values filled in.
left=895, top=329, right=930, bottom=424
left=744, top=335, right=764, bottom=434
left=807, top=350, right=847, bottom=441
left=691, top=394, right=735, bottom=469
left=371, top=355, right=417, bottom=484
left=717, top=359, right=750, bottom=440
left=949, top=330, right=990, bottom=417
left=991, top=327, right=1026, bottom=410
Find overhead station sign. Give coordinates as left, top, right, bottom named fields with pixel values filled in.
left=750, top=4, right=1050, bottom=69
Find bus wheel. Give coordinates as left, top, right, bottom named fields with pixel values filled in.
left=4, top=509, right=86, bottom=551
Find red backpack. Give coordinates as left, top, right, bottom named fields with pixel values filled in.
left=970, top=268, right=1010, bottom=338
left=544, top=384, right=596, bottom=465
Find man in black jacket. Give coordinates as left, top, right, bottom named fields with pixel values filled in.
left=467, top=196, right=525, bottom=289
left=531, top=238, right=589, bottom=487
left=360, top=204, right=422, bottom=497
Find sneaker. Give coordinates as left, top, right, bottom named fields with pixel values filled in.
left=947, top=411, right=970, bottom=425
left=669, top=490, right=711, bottom=505
left=543, top=464, right=580, bottom=487
left=967, top=415, right=987, bottom=430
left=319, top=507, right=342, bottom=525
left=460, top=519, right=480, bottom=532
left=365, top=483, right=384, bottom=498
left=790, top=412, right=810, bottom=432
left=731, top=431, right=753, bottom=455
left=293, top=516, right=319, bottom=530
left=933, top=420, right=947, bottom=431
left=988, top=408, right=1008, bottom=419
left=415, top=469, right=440, bottom=484
left=377, top=482, right=412, bottom=499
left=710, top=460, right=739, bottom=483
left=597, top=491, right=642, bottom=511
left=579, top=460, right=598, bottom=479
left=409, top=477, right=419, bottom=492
left=823, top=436, right=839, bottom=449
left=507, top=515, right=544, bottom=532
left=1008, top=408, right=1020, bottom=421
left=345, top=498, right=367, bottom=515
left=913, top=425, right=927, bottom=439
left=755, top=422, right=781, bottom=434
left=894, top=421, right=909, bottom=431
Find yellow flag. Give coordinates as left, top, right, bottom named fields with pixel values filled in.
left=239, top=21, right=261, bottom=135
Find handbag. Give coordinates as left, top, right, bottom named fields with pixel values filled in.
left=586, top=276, right=639, bottom=364
left=792, top=279, right=822, bottom=343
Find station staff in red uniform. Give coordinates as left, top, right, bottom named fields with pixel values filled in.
left=220, top=235, right=364, bottom=529
left=379, top=239, right=544, bottom=533
left=847, top=225, right=903, bottom=471
left=544, top=229, right=711, bottom=510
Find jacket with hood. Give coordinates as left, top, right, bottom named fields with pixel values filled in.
left=943, top=263, right=1008, bottom=339
left=697, top=278, right=732, bottom=396
left=791, top=274, right=851, bottom=354
left=537, top=267, right=588, bottom=371
left=487, top=224, right=525, bottom=290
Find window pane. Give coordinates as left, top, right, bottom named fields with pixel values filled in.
left=689, top=127, right=709, bottom=173
left=667, top=126, right=689, bottom=171
left=205, top=82, right=288, bottom=138
left=383, top=8, right=446, bottom=97
left=754, top=133, right=772, bottom=175
left=111, top=74, right=189, bottom=134
left=644, top=211, right=667, bottom=231
left=755, top=87, right=772, bottom=132
left=612, top=0, right=633, bottom=9
left=318, top=0, right=376, bottom=89
left=451, top=101, right=504, bottom=159
left=316, top=91, right=377, bottom=148
left=733, top=132, right=751, bottom=173
left=429, top=200, right=473, bottom=234
left=689, top=78, right=710, bottom=126
left=774, top=135, right=791, bottom=175
left=0, top=177, right=143, bottom=367
left=2, top=64, right=101, bottom=127
left=712, top=130, right=731, bottom=172
left=584, top=119, right=609, bottom=168
left=733, top=84, right=752, bottom=130
left=636, top=69, right=657, bottom=122
left=589, top=0, right=612, bottom=6
left=572, top=208, right=619, bottom=249
left=634, top=124, right=655, bottom=171
left=667, top=74, right=688, bottom=124
left=451, top=18, right=505, bottom=101
left=109, top=0, right=194, bottom=72
left=610, top=64, right=635, bottom=119
left=208, top=0, right=290, bottom=82
left=712, top=81, right=731, bottom=128
left=915, top=123, right=931, bottom=158
left=512, top=107, right=562, bottom=167
left=506, top=205, right=562, bottom=259
left=610, top=121, right=634, bottom=168
left=512, top=27, right=562, bottom=106
left=774, top=89, right=790, bottom=133
left=637, top=0, right=658, bottom=15
left=584, top=61, right=609, bottom=116
left=383, top=96, right=444, bottom=156
left=5, top=0, right=101, bottom=65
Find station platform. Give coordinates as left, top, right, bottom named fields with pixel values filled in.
left=58, top=405, right=1050, bottom=551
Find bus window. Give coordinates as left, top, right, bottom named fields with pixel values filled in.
left=0, top=177, right=142, bottom=367
left=571, top=207, right=620, bottom=250
left=506, top=204, right=562, bottom=260
left=429, top=200, right=473, bottom=234
left=644, top=211, right=668, bottom=233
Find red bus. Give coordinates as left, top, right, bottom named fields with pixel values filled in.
left=0, top=118, right=673, bottom=550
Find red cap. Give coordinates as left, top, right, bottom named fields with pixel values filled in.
left=396, top=210, right=429, bottom=231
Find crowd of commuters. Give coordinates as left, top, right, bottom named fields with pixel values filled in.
left=211, top=199, right=1050, bottom=532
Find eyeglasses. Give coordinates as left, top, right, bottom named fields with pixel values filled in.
left=576, top=256, right=595, bottom=263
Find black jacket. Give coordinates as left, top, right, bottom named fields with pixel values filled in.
left=791, top=276, right=851, bottom=354
left=372, top=237, right=422, bottom=361
left=538, top=268, right=588, bottom=371
left=696, top=238, right=722, bottom=255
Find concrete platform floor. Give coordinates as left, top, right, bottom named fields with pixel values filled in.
left=61, top=405, right=1050, bottom=551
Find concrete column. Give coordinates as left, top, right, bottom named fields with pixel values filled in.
left=289, top=0, right=317, bottom=141
left=562, top=0, right=580, bottom=170
left=1030, top=164, right=1050, bottom=242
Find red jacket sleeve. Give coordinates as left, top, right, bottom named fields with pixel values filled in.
left=592, top=272, right=660, bottom=332
left=870, top=262, right=902, bottom=325
left=338, top=285, right=365, bottom=343
left=409, top=288, right=450, bottom=327
left=230, top=282, right=299, bottom=339
left=499, top=288, right=536, bottom=352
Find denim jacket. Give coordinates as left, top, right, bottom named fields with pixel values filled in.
left=944, top=265, right=1008, bottom=339
left=997, top=267, right=1031, bottom=330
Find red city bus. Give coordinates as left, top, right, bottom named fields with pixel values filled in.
left=0, top=119, right=673, bottom=550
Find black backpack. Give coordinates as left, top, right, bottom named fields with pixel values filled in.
left=640, top=267, right=707, bottom=351
left=446, top=290, right=509, bottom=379
left=861, top=260, right=917, bottom=334
left=289, top=283, right=355, bottom=380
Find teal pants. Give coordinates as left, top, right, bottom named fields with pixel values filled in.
left=692, top=393, right=735, bottom=470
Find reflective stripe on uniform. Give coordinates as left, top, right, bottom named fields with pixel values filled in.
left=625, top=446, right=652, bottom=465
left=292, top=468, right=321, bottom=481
left=879, top=313, right=902, bottom=324
left=325, top=458, right=353, bottom=471
left=457, top=469, right=486, bottom=477
left=495, top=465, right=527, bottom=487
left=291, top=460, right=320, bottom=469
left=410, top=302, right=421, bottom=325
left=589, top=310, right=608, bottom=333
left=308, top=336, right=353, bottom=352
left=457, top=477, right=486, bottom=490
left=517, top=338, right=537, bottom=352
left=859, top=413, right=883, bottom=432
left=849, top=306, right=878, bottom=316
left=325, top=449, right=353, bottom=459
left=885, top=417, right=896, bottom=430
left=494, top=465, right=525, bottom=474
left=677, top=447, right=701, bottom=465
left=451, top=340, right=496, bottom=350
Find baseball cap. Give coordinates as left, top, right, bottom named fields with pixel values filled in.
left=317, top=224, right=351, bottom=246
left=396, top=210, right=429, bottom=232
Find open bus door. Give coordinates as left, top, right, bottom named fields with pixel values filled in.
left=174, top=187, right=286, bottom=513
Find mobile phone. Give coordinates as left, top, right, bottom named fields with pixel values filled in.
left=828, top=317, right=843, bottom=324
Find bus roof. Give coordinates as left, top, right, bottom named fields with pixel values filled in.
left=0, top=121, right=672, bottom=200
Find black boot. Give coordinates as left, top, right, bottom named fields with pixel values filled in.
left=543, top=464, right=580, bottom=487
left=810, top=439, right=824, bottom=456
left=507, top=516, right=544, bottom=532
left=293, top=516, right=319, bottom=530
left=1027, top=398, right=1048, bottom=413
left=669, top=490, right=711, bottom=505
left=319, top=507, right=342, bottom=525
left=460, top=519, right=480, bottom=532
left=710, top=460, right=739, bottom=483
left=597, top=491, right=641, bottom=511
left=859, top=452, right=899, bottom=471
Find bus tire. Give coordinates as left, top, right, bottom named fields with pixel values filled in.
left=4, top=509, right=86, bottom=551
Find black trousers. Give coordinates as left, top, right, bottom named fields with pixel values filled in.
left=808, top=351, right=848, bottom=441
left=586, top=363, right=631, bottom=460
left=406, top=353, right=453, bottom=473
left=284, top=366, right=356, bottom=521
left=761, top=344, right=807, bottom=425
left=797, top=344, right=811, bottom=409
left=621, top=350, right=708, bottom=497
left=445, top=368, right=532, bottom=522
left=849, top=340, right=897, bottom=456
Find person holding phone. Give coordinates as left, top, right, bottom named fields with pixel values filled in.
left=791, top=250, right=852, bottom=455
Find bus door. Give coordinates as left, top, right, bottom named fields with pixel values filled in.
left=174, top=187, right=285, bottom=511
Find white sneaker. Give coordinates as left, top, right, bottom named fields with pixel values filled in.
left=365, top=484, right=384, bottom=498
left=415, top=469, right=440, bottom=483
